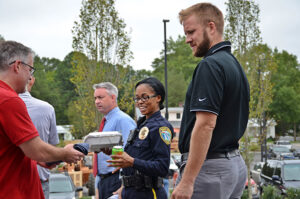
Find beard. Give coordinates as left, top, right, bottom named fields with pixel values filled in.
left=194, top=30, right=211, bottom=57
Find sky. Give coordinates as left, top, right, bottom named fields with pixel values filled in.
left=0, top=0, right=300, bottom=71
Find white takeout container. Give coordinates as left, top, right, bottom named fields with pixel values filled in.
left=83, top=131, right=123, bottom=152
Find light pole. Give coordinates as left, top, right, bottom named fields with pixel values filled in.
left=163, top=19, right=169, bottom=120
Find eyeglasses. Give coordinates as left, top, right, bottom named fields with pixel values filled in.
left=9, top=60, right=35, bottom=75
left=133, top=95, right=157, bottom=103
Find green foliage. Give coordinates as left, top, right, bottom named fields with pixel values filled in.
left=72, top=0, right=132, bottom=65
left=261, top=185, right=281, bottom=199
left=285, top=188, right=300, bottom=199
left=0, top=34, right=4, bottom=41
left=241, top=189, right=249, bottom=199
left=70, top=0, right=136, bottom=138
left=225, top=0, right=261, bottom=56
left=249, top=143, right=259, bottom=151
left=269, top=50, right=300, bottom=136
left=53, top=52, right=78, bottom=124
left=151, top=35, right=200, bottom=106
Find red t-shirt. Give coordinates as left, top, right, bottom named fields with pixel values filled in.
left=0, top=80, right=44, bottom=199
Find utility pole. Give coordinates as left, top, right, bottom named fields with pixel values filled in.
left=163, top=19, right=169, bottom=120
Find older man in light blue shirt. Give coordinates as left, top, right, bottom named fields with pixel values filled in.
left=19, top=76, right=59, bottom=199
left=93, top=82, right=136, bottom=199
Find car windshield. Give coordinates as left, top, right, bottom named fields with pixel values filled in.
left=49, top=177, right=74, bottom=193
left=277, top=141, right=290, bottom=145
left=283, top=164, right=300, bottom=181
left=273, top=147, right=290, bottom=152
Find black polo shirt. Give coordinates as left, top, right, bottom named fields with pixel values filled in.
left=179, top=41, right=250, bottom=153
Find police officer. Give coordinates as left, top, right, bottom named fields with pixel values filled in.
left=108, top=77, right=174, bottom=199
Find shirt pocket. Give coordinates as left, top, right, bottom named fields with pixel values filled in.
left=132, top=139, right=150, bottom=157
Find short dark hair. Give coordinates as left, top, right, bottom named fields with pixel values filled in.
left=135, top=77, right=165, bottom=110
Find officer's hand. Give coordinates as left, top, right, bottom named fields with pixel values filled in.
left=107, top=152, right=134, bottom=169
left=171, top=180, right=194, bottom=199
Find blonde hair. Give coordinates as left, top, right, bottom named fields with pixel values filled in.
left=179, top=3, right=224, bottom=34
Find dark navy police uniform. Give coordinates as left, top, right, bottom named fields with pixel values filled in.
left=122, top=111, right=173, bottom=199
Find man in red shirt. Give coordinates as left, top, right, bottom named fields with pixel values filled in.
left=0, top=40, right=85, bottom=199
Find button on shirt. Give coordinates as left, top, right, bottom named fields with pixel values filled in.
left=97, top=107, right=136, bottom=174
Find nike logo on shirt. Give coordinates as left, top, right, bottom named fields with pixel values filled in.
left=199, top=98, right=207, bottom=102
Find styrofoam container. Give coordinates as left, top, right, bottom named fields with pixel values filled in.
left=83, top=131, right=123, bottom=152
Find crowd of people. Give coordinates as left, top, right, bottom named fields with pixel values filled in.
left=0, top=2, right=249, bottom=199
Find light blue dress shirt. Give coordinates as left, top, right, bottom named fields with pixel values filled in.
left=97, top=107, right=136, bottom=174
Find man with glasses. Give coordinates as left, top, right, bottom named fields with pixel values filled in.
left=93, top=82, right=136, bottom=199
left=9, top=60, right=35, bottom=75
left=19, top=76, right=59, bottom=199
left=0, top=40, right=84, bottom=199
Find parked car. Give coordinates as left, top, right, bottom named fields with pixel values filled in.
left=49, top=173, right=83, bottom=199
left=171, top=153, right=181, bottom=167
left=268, top=146, right=294, bottom=160
left=251, top=162, right=264, bottom=184
left=274, top=140, right=292, bottom=150
left=245, top=178, right=260, bottom=199
left=260, top=159, right=300, bottom=195
left=293, top=149, right=300, bottom=159
left=168, top=155, right=179, bottom=177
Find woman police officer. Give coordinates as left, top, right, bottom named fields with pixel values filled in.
left=108, top=77, right=174, bottom=199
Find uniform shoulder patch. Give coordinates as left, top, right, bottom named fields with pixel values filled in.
left=159, top=126, right=172, bottom=145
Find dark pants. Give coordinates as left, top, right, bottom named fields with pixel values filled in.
left=121, top=187, right=167, bottom=199
left=98, top=173, right=121, bottom=199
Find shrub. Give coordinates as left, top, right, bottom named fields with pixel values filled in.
left=241, top=189, right=249, bottom=199
left=261, top=185, right=281, bottom=199
left=285, top=188, right=300, bottom=199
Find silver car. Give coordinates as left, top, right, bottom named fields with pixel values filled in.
left=49, top=173, right=82, bottom=199
left=251, top=162, right=264, bottom=184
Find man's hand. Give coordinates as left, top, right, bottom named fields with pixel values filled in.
left=62, top=144, right=84, bottom=164
left=171, top=180, right=194, bottom=199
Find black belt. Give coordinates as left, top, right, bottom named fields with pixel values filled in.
left=181, top=149, right=240, bottom=161
left=122, top=175, right=163, bottom=189
left=98, top=171, right=119, bottom=180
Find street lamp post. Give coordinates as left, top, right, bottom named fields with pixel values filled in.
left=163, top=19, right=169, bottom=120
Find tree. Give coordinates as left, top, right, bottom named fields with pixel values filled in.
left=270, top=50, right=300, bottom=139
left=247, top=44, right=277, bottom=163
left=72, top=0, right=132, bottom=67
left=0, top=34, right=4, bottom=41
left=54, top=52, right=78, bottom=124
left=224, top=0, right=261, bottom=59
left=31, top=56, right=61, bottom=108
left=224, top=1, right=264, bottom=198
left=151, top=35, right=200, bottom=107
left=71, top=0, right=133, bottom=138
